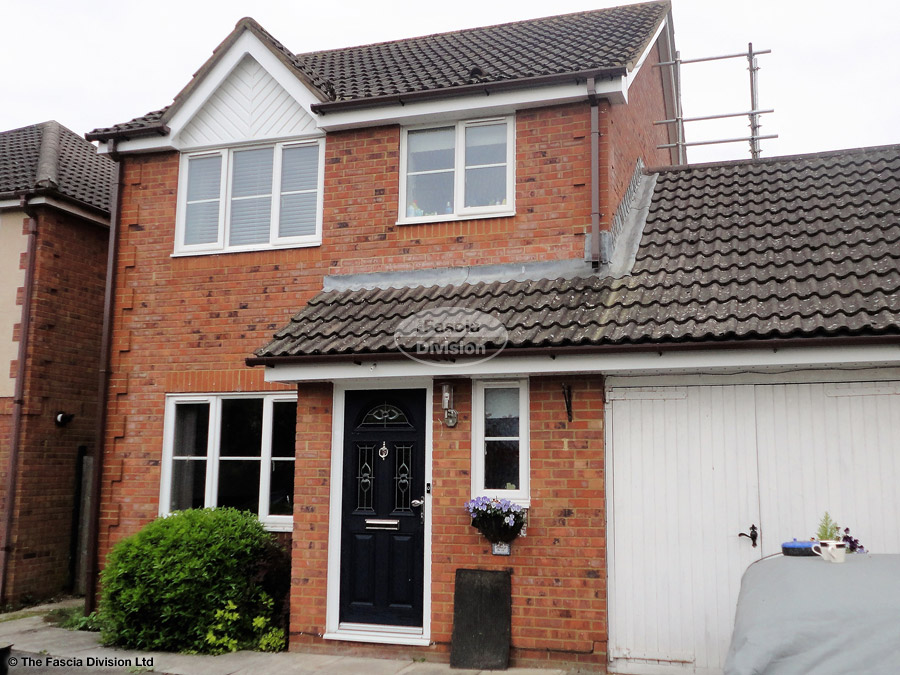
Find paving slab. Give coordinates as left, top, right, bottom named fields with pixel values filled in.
left=0, top=601, right=571, bottom=675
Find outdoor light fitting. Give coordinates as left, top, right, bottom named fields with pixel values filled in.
left=55, top=411, right=75, bottom=427
left=441, top=384, right=458, bottom=427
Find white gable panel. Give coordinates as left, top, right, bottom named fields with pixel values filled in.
left=177, top=54, right=318, bottom=149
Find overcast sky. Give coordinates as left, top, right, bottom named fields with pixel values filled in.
left=4, top=0, right=899, bottom=164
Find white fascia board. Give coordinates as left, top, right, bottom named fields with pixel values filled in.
left=263, top=344, right=900, bottom=383
left=109, top=31, right=324, bottom=155
left=622, top=16, right=669, bottom=102
left=0, top=200, right=21, bottom=210
left=314, top=77, right=626, bottom=132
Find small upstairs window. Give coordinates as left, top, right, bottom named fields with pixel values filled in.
left=400, top=116, right=514, bottom=224
left=176, top=139, right=324, bottom=255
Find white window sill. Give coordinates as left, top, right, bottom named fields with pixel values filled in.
left=262, top=520, right=293, bottom=533
left=171, top=239, right=322, bottom=257
left=396, top=210, right=514, bottom=226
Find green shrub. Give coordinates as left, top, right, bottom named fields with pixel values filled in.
left=99, top=508, right=289, bottom=653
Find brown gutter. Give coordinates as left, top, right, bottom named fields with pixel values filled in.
left=245, top=333, right=900, bottom=368
left=587, top=78, right=602, bottom=268
left=0, top=198, right=39, bottom=603
left=310, top=67, right=627, bottom=115
left=84, top=142, right=124, bottom=613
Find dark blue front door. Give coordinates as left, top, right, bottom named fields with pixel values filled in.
left=340, top=389, right=426, bottom=626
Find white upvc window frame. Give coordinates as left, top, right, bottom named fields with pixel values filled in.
left=174, top=138, right=324, bottom=256
left=398, top=116, right=515, bottom=225
left=471, top=378, right=530, bottom=506
left=159, top=392, right=298, bottom=531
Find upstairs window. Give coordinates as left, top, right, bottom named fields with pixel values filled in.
left=176, top=139, right=323, bottom=255
left=400, top=117, right=514, bottom=224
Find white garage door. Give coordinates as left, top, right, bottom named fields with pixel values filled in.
left=607, top=381, right=900, bottom=675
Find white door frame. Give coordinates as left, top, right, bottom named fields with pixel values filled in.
left=323, top=378, right=433, bottom=646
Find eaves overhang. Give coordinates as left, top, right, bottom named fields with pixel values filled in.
left=310, top=66, right=628, bottom=115
left=248, top=338, right=900, bottom=384
left=0, top=189, right=110, bottom=225
left=246, top=334, right=900, bottom=368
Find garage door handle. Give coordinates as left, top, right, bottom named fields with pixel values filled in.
left=738, top=524, right=758, bottom=547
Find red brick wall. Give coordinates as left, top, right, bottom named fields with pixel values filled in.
left=287, top=376, right=607, bottom=668
left=607, top=42, right=672, bottom=212
left=4, top=207, right=107, bottom=604
left=98, top=101, right=603, bottom=561
left=325, top=102, right=593, bottom=276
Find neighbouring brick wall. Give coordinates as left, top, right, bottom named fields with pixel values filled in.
left=5, top=207, right=107, bottom=604
left=0, top=397, right=11, bottom=520
left=288, top=376, right=607, bottom=669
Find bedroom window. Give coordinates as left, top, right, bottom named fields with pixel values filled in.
left=176, top=139, right=323, bottom=255
left=400, top=116, right=514, bottom=224
left=161, top=393, right=297, bottom=530
left=471, top=379, right=530, bottom=505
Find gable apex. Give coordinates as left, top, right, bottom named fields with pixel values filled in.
left=175, top=53, right=319, bottom=149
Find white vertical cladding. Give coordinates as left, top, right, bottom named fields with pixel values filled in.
left=609, top=378, right=900, bottom=675
left=608, top=386, right=761, bottom=675
left=756, top=382, right=900, bottom=556
left=177, top=54, right=319, bottom=149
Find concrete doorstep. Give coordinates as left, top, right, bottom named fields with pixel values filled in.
left=0, top=602, right=568, bottom=675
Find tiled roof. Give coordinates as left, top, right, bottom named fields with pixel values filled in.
left=0, top=121, right=116, bottom=214
left=253, top=144, right=900, bottom=360
left=301, top=1, right=668, bottom=102
left=87, top=2, right=669, bottom=139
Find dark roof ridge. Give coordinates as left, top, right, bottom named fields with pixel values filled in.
left=647, top=142, right=900, bottom=175
left=35, top=120, right=62, bottom=190
left=298, top=1, right=669, bottom=58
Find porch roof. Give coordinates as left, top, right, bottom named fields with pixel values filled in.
left=251, top=144, right=900, bottom=363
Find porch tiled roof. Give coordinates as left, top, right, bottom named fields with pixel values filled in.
left=253, top=144, right=900, bottom=360
left=0, top=121, right=115, bottom=214
left=87, top=1, right=669, bottom=139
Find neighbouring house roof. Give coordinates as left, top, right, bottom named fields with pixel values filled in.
left=251, top=144, right=900, bottom=362
left=0, top=121, right=116, bottom=214
left=87, top=1, right=670, bottom=140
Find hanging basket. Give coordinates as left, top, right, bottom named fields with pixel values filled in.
left=465, top=497, right=527, bottom=544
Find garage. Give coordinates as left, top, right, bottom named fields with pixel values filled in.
left=606, top=378, right=900, bottom=675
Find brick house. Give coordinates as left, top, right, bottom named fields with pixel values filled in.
left=0, top=121, right=114, bottom=604
left=87, top=2, right=900, bottom=672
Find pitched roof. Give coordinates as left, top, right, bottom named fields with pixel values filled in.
left=87, top=1, right=670, bottom=140
left=0, top=121, right=116, bottom=214
left=251, top=144, right=900, bottom=361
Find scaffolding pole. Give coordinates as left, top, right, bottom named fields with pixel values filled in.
left=655, top=44, right=776, bottom=162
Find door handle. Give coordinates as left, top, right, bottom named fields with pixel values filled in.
left=738, top=524, right=759, bottom=547
left=411, top=497, right=425, bottom=507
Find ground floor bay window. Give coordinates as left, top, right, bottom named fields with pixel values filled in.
left=159, top=392, right=297, bottom=530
